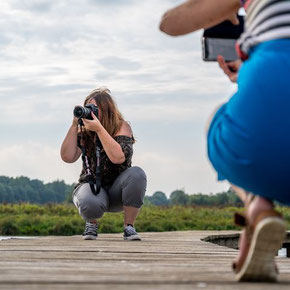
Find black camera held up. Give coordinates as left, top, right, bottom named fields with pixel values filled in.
left=202, top=15, right=244, bottom=62
left=73, top=104, right=99, bottom=120
left=74, top=103, right=102, bottom=196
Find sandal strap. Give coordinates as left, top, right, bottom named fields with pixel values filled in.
left=234, top=212, right=247, bottom=227
left=234, top=209, right=282, bottom=229
left=233, top=192, right=255, bottom=227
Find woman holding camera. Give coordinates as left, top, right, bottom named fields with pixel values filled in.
left=61, top=88, right=147, bottom=241
left=160, top=0, right=290, bottom=282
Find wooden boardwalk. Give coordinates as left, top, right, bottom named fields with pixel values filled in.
left=0, top=231, right=290, bottom=290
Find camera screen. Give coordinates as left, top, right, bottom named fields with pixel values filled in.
left=202, top=37, right=238, bottom=62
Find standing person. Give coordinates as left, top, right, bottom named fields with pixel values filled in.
left=61, top=88, right=147, bottom=241
left=160, top=0, right=290, bottom=282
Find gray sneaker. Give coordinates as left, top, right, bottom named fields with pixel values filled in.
left=83, top=222, right=98, bottom=240
left=123, top=225, right=141, bottom=241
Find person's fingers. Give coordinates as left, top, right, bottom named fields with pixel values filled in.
left=217, top=55, right=225, bottom=66
left=219, top=56, right=241, bottom=75
left=217, top=55, right=239, bottom=82
left=218, top=55, right=232, bottom=76
left=227, top=64, right=238, bottom=73
left=82, top=119, right=89, bottom=126
left=227, top=61, right=237, bottom=67
left=228, top=61, right=241, bottom=71
left=228, top=14, right=239, bottom=25
left=230, top=59, right=242, bottom=68
left=217, top=55, right=227, bottom=70
left=91, top=112, right=97, bottom=120
left=222, top=63, right=236, bottom=81
left=230, top=74, right=238, bottom=83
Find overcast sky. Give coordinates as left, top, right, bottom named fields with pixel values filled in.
left=0, top=0, right=237, bottom=196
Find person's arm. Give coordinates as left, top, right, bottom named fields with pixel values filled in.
left=60, top=117, right=82, bottom=163
left=160, top=0, right=241, bottom=36
left=82, top=113, right=132, bottom=164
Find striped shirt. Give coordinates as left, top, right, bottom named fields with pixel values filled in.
left=237, top=0, right=290, bottom=60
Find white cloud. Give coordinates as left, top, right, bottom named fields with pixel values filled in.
left=0, top=142, right=81, bottom=184
left=0, top=0, right=236, bottom=195
left=133, top=147, right=229, bottom=195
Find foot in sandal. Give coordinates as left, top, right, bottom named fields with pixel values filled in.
left=233, top=195, right=286, bottom=282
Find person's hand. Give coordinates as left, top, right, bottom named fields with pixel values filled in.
left=72, top=116, right=79, bottom=127
left=217, top=55, right=242, bottom=83
left=228, top=14, right=239, bottom=25
left=82, top=112, right=103, bottom=133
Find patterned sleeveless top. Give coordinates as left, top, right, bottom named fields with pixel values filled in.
left=237, top=0, right=290, bottom=60
left=78, top=135, right=134, bottom=187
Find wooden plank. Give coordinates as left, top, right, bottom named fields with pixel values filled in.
left=0, top=231, right=289, bottom=289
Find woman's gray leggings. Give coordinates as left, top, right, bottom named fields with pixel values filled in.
left=72, top=166, right=147, bottom=221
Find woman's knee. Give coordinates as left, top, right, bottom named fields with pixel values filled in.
left=129, top=166, right=146, bottom=180
left=127, top=166, right=147, bottom=191
left=73, top=184, right=108, bottom=220
left=122, top=167, right=147, bottom=208
left=79, top=200, right=107, bottom=220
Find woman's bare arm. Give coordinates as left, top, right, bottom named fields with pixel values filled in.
left=82, top=114, right=132, bottom=165
left=160, top=0, right=240, bottom=36
left=98, top=121, right=132, bottom=164
left=60, top=118, right=81, bottom=163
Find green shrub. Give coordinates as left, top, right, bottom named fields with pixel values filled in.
left=0, top=204, right=289, bottom=236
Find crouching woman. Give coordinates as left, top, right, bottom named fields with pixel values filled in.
left=61, top=88, right=147, bottom=240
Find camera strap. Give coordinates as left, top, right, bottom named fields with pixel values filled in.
left=77, top=119, right=101, bottom=195
left=94, top=137, right=102, bottom=194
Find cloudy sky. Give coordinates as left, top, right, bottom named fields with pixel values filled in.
left=0, top=0, right=237, bottom=196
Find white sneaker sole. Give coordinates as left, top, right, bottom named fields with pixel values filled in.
left=124, top=235, right=141, bottom=241
left=83, top=235, right=97, bottom=240
left=235, top=217, right=286, bottom=282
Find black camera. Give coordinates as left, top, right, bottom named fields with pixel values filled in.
left=73, top=104, right=99, bottom=120
left=202, top=15, right=244, bottom=62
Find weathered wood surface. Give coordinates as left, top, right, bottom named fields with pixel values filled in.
left=0, top=231, right=290, bottom=290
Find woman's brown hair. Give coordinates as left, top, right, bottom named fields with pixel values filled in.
left=84, top=87, right=124, bottom=137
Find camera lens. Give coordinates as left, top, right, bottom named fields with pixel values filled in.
left=73, top=106, right=85, bottom=118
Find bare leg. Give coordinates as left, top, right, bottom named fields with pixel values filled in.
left=123, top=206, right=140, bottom=226
left=90, top=205, right=140, bottom=227
left=231, top=184, right=250, bottom=204
left=231, top=184, right=274, bottom=223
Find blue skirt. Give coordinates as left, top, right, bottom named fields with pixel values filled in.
left=208, top=39, right=290, bottom=205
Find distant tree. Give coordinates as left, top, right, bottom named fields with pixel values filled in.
left=188, top=193, right=208, bottom=206
left=149, top=191, right=169, bottom=206
left=170, top=190, right=188, bottom=205
left=143, top=196, right=152, bottom=206
left=187, top=189, right=243, bottom=207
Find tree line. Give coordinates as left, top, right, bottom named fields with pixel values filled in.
left=0, top=176, right=74, bottom=204
left=145, top=189, right=243, bottom=207
left=0, top=175, right=243, bottom=206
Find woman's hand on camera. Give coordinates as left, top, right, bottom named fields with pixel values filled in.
left=82, top=112, right=103, bottom=133
left=72, top=116, right=79, bottom=128
left=217, top=55, right=242, bottom=83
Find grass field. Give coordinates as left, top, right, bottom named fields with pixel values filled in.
left=0, top=203, right=290, bottom=236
